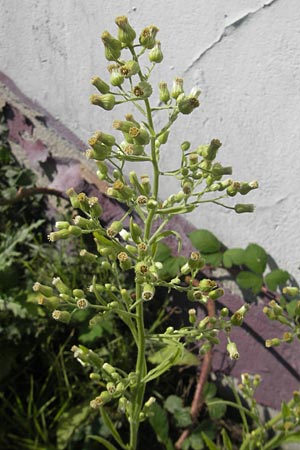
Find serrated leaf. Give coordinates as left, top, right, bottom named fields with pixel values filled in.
left=188, top=229, right=221, bottom=254
left=244, top=243, right=267, bottom=275
left=56, top=404, right=90, bottom=450
left=265, top=269, right=290, bottom=291
left=174, top=407, right=193, bottom=427
left=149, top=402, right=169, bottom=444
left=164, top=395, right=182, bottom=413
left=207, top=398, right=227, bottom=420
left=236, top=271, right=263, bottom=294
left=223, top=248, right=245, bottom=268
left=203, top=252, right=223, bottom=267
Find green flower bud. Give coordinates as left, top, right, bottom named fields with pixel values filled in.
left=47, top=229, right=70, bottom=242
left=73, top=289, right=85, bottom=298
left=238, top=181, right=259, bottom=195
left=182, top=180, right=193, bottom=195
left=129, top=126, right=150, bottom=145
left=55, top=221, right=70, bottom=230
left=200, top=139, right=222, bottom=161
left=220, top=307, right=229, bottom=317
left=142, top=283, right=155, bottom=301
left=199, top=342, right=212, bottom=355
left=113, top=119, right=139, bottom=133
left=139, top=25, right=159, bottom=49
left=107, top=220, right=123, bottom=238
left=121, top=142, right=144, bottom=156
left=208, top=288, right=225, bottom=300
left=147, top=199, right=158, bottom=210
left=140, top=175, right=151, bottom=195
left=106, top=381, right=116, bottom=394
left=118, top=251, right=132, bottom=270
left=234, top=203, right=255, bottom=214
left=90, top=93, right=115, bottom=111
left=68, top=225, right=82, bottom=237
left=33, top=282, right=53, bottom=297
left=52, top=310, right=71, bottom=323
left=181, top=141, right=191, bottom=151
left=101, top=31, right=122, bottom=61
left=52, top=277, right=72, bottom=295
left=132, top=81, right=153, bottom=98
left=188, top=252, right=205, bottom=271
left=149, top=41, right=163, bottom=63
left=77, top=298, right=89, bottom=309
left=74, top=216, right=94, bottom=229
left=156, top=130, right=169, bottom=146
left=171, top=77, right=184, bottom=99
left=115, top=16, right=136, bottom=45
left=118, top=396, right=128, bottom=413
left=37, top=295, right=60, bottom=309
left=177, top=93, right=199, bottom=115
left=136, top=195, right=148, bottom=206
left=212, top=163, right=232, bottom=177
left=217, top=178, right=233, bottom=191
left=91, top=76, right=110, bottom=94
left=120, top=60, right=140, bottom=78
left=188, top=308, right=197, bottom=324
left=158, top=82, right=170, bottom=103
left=108, top=64, right=125, bottom=86
left=91, top=130, right=116, bottom=147
left=227, top=341, right=239, bottom=360
left=86, top=146, right=110, bottom=162
left=77, top=192, right=90, bottom=213
left=88, top=196, right=103, bottom=218
left=129, top=217, right=142, bottom=243
left=66, top=187, right=80, bottom=208
left=135, top=261, right=149, bottom=276
left=198, top=278, right=217, bottom=293
left=230, top=304, right=250, bottom=326
left=265, top=338, right=281, bottom=348
left=226, top=182, right=241, bottom=197
left=283, top=287, right=299, bottom=297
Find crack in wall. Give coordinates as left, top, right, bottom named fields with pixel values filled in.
left=184, top=0, right=281, bottom=74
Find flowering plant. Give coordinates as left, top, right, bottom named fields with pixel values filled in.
left=34, top=16, right=260, bottom=450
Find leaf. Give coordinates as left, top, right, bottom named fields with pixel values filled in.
left=159, top=255, right=186, bottom=279
left=244, top=243, right=267, bottom=275
left=207, top=397, right=227, bottom=420
left=164, top=395, right=183, bottom=414
left=223, top=248, right=245, bottom=268
left=203, top=252, right=223, bottom=267
left=221, top=428, right=233, bottom=450
left=149, top=402, right=169, bottom=445
left=78, top=325, right=104, bottom=345
left=154, top=242, right=172, bottom=262
left=280, top=431, right=300, bottom=443
left=236, top=271, right=263, bottom=294
left=188, top=229, right=221, bottom=254
left=145, top=342, right=184, bottom=382
left=201, top=432, right=219, bottom=450
left=88, top=435, right=119, bottom=450
left=286, top=299, right=298, bottom=317
left=183, top=432, right=204, bottom=450
left=265, top=269, right=290, bottom=291
left=56, top=404, right=90, bottom=450
left=202, top=382, right=217, bottom=400
left=173, top=407, right=193, bottom=427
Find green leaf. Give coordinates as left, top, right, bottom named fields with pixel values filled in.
left=265, top=269, right=290, bottom=291
left=202, top=382, right=217, bottom=400
left=149, top=402, right=169, bottom=445
left=144, top=341, right=184, bottom=382
left=174, top=407, right=193, bottom=427
left=188, top=229, right=221, bottom=254
left=236, top=271, right=263, bottom=294
left=78, top=325, right=104, bottom=345
left=184, top=431, right=204, bottom=450
left=286, top=299, right=298, bottom=317
left=280, top=431, right=300, bottom=443
left=88, top=435, right=119, bottom=450
left=203, top=252, right=223, bottom=267
left=159, top=255, right=186, bottom=279
left=221, top=428, right=233, bottom=450
left=244, top=243, right=267, bottom=275
left=207, top=397, right=227, bottom=420
left=223, top=248, right=245, bottom=268
left=154, top=242, right=172, bottom=262
left=56, top=405, right=90, bottom=450
left=281, top=401, right=291, bottom=419
left=201, top=432, right=219, bottom=450
left=164, top=395, right=182, bottom=414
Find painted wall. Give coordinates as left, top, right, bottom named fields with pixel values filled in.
left=1, top=0, right=300, bottom=280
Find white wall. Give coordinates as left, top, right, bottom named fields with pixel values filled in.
left=1, top=0, right=300, bottom=280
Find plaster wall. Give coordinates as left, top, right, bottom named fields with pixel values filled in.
left=1, top=0, right=300, bottom=280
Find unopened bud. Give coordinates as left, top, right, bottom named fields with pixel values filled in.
left=139, top=25, right=159, bottom=49
left=149, top=41, right=163, bottom=63
left=90, top=93, right=115, bottom=111
left=91, top=76, right=110, bottom=94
